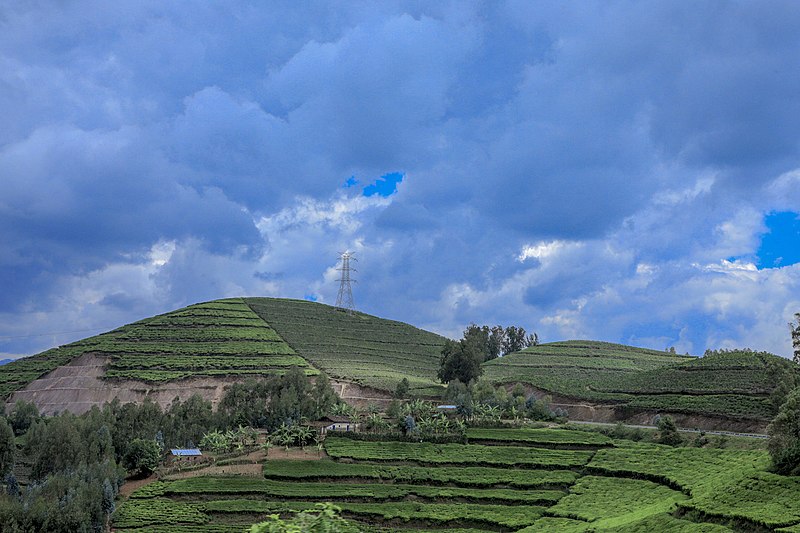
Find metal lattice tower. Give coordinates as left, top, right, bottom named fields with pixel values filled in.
left=335, top=251, right=357, bottom=314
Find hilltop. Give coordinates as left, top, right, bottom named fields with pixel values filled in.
left=483, top=341, right=792, bottom=430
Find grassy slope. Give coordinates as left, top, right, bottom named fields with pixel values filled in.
left=245, top=297, right=448, bottom=394
left=0, top=298, right=315, bottom=398
left=483, top=341, right=786, bottom=420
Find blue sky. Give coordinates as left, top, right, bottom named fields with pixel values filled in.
left=1, top=1, right=799, bottom=358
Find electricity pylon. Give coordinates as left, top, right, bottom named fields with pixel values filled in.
left=335, top=251, right=356, bottom=314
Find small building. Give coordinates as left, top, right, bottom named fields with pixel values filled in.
left=167, top=448, right=203, bottom=465
left=312, top=415, right=360, bottom=434
left=436, top=405, right=459, bottom=418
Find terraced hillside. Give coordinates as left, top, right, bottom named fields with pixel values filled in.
left=113, top=427, right=800, bottom=532
left=1, top=297, right=448, bottom=413
left=245, top=298, right=448, bottom=395
left=1, top=298, right=310, bottom=397
left=483, top=342, right=791, bottom=425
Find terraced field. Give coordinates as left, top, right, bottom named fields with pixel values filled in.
left=483, top=341, right=788, bottom=421
left=0, top=298, right=316, bottom=398
left=245, top=298, right=448, bottom=394
left=113, top=426, right=800, bottom=532
left=96, top=299, right=316, bottom=382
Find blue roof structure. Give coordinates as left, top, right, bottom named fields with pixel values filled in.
left=170, top=448, right=202, bottom=456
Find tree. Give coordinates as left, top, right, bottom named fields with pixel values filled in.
left=438, top=339, right=483, bottom=384
left=656, top=416, right=682, bottom=446
left=503, top=326, right=533, bottom=354
left=791, top=313, right=800, bottom=364
left=101, top=478, right=116, bottom=516
left=9, top=400, right=39, bottom=436
left=123, top=438, right=161, bottom=477
left=768, top=388, right=800, bottom=474
left=394, top=378, right=410, bottom=399
left=0, top=417, right=15, bottom=477
left=311, top=373, right=338, bottom=418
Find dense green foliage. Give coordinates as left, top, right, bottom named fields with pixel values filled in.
left=438, top=338, right=484, bottom=384
left=215, top=368, right=337, bottom=429
left=123, top=438, right=161, bottom=476
left=245, top=297, right=447, bottom=394
left=768, top=387, right=800, bottom=475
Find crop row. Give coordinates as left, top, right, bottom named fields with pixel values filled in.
left=466, top=427, right=613, bottom=447
left=203, top=499, right=546, bottom=529
left=623, top=394, right=774, bottom=420
left=523, top=513, right=732, bottom=532
left=108, top=355, right=309, bottom=371
left=545, top=475, right=687, bottom=525
left=108, top=326, right=284, bottom=342
left=263, top=459, right=578, bottom=488
left=324, top=437, right=593, bottom=467
left=482, top=365, right=633, bottom=402
left=679, top=470, right=800, bottom=529
left=594, top=367, right=776, bottom=395
left=133, top=477, right=564, bottom=505
left=112, top=498, right=208, bottom=528
left=74, top=340, right=296, bottom=356
left=105, top=367, right=318, bottom=382
left=587, top=445, right=768, bottom=496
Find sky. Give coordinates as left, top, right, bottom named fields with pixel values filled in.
left=1, top=1, right=799, bottom=359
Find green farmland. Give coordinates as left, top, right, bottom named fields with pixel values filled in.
left=0, top=298, right=316, bottom=394
left=245, top=297, right=448, bottom=394
left=112, top=426, right=800, bottom=532
left=483, top=341, right=791, bottom=421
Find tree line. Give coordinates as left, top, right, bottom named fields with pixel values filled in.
left=0, top=367, right=338, bottom=532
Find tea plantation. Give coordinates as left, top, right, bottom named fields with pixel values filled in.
left=113, top=426, right=800, bottom=532
left=245, top=297, right=448, bottom=395
left=482, top=341, right=790, bottom=421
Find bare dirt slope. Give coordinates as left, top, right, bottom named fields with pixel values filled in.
left=6, top=354, right=394, bottom=415
left=6, top=353, right=242, bottom=415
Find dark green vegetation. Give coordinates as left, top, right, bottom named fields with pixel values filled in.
left=483, top=342, right=795, bottom=421
left=0, top=369, right=340, bottom=532
left=115, top=425, right=800, bottom=532
left=438, top=324, right=539, bottom=385
left=245, top=298, right=448, bottom=394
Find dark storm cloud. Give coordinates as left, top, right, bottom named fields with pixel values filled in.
left=2, top=1, right=800, bottom=356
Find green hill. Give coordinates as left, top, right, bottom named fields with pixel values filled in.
left=0, top=298, right=315, bottom=399
left=245, top=297, right=448, bottom=395
left=0, top=297, right=448, bottom=403
left=483, top=341, right=792, bottom=421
